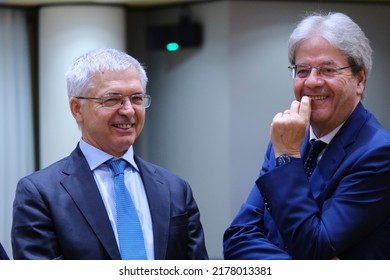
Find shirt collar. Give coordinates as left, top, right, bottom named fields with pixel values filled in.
left=309, top=122, right=344, bottom=145
left=79, top=139, right=139, bottom=172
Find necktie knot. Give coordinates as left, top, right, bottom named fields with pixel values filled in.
left=109, top=159, right=126, bottom=176
left=310, top=139, right=326, bottom=151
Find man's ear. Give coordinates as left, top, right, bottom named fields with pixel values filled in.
left=69, top=97, right=83, bottom=122
left=356, top=68, right=367, bottom=96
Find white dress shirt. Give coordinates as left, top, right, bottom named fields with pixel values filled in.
left=79, top=139, right=155, bottom=259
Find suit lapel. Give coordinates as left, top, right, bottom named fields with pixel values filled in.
left=310, top=139, right=346, bottom=198
left=61, top=146, right=121, bottom=259
left=314, top=103, right=368, bottom=202
left=135, top=156, right=170, bottom=260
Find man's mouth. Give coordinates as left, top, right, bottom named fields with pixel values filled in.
left=311, top=95, right=328, bottom=101
left=114, top=123, right=133, bottom=129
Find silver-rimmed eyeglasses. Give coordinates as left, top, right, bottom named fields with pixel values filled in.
left=288, top=64, right=355, bottom=79
left=75, top=93, right=151, bottom=109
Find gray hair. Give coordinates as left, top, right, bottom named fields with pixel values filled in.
left=65, top=48, right=148, bottom=98
left=288, top=11, right=372, bottom=76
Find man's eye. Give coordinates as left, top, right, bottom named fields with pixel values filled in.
left=131, top=95, right=144, bottom=104
left=296, top=67, right=310, bottom=77
left=103, top=97, right=122, bottom=107
left=321, top=67, right=337, bottom=75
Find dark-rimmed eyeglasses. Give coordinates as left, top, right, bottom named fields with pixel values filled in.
left=288, top=64, right=355, bottom=79
left=75, top=93, right=151, bottom=109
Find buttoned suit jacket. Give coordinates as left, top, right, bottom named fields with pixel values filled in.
left=224, top=103, right=390, bottom=259
left=0, top=242, right=9, bottom=260
left=12, top=145, right=208, bottom=260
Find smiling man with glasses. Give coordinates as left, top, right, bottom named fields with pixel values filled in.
left=12, top=48, right=208, bottom=260
left=224, top=12, right=390, bottom=260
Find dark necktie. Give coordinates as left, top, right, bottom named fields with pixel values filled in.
left=109, top=159, right=147, bottom=260
left=303, top=140, right=327, bottom=178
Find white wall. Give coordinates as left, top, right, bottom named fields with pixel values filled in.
left=139, top=1, right=390, bottom=259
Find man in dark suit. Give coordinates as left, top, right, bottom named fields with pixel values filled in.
left=0, top=242, right=9, bottom=260
left=12, top=48, right=208, bottom=260
left=223, top=12, right=390, bottom=259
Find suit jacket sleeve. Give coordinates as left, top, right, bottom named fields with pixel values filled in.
left=12, top=176, right=62, bottom=259
left=223, top=143, right=292, bottom=260
left=183, top=181, right=209, bottom=259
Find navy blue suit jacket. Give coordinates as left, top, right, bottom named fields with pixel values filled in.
left=224, top=103, right=390, bottom=259
left=12, top=146, right=208, bottom=260
left=0, top=242, right=9, bottom=260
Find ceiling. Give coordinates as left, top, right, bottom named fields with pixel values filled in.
left=2, top=0, right=390, bottom=8
left=1, top=0, right=207, bottom=8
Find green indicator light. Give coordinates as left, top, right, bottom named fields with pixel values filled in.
left=166, top=42, right=179, bottom=52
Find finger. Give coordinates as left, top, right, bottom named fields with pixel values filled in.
left=272, top=112, right=283, bottom=121
left=298, top=96, right=311, bottom=120
left=290, top=100, right=300, bottom=114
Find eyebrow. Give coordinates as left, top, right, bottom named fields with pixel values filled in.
left=102, top=92, right=146, bottom=97
left=296, top=60, right=339, bottom=67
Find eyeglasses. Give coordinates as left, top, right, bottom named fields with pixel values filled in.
left=75, top=93, right=151, bottom=109
left=288, top=64, right=355, bottom=79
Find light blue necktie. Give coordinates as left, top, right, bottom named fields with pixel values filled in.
left=109, top=159, right=147, bottom=260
